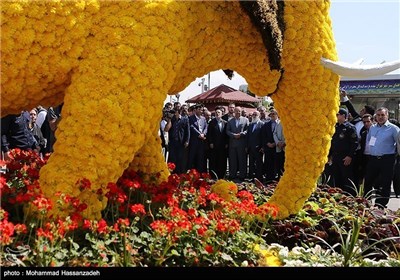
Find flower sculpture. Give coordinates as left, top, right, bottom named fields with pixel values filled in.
left=2, top=1, right=397, bottom=220
left=211, top=180, right=238, bottom=202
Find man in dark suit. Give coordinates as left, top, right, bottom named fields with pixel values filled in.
left=226, top=106, right=249, bottom=181
left=164, top=109, right=190, bottom=174
left=340, top=90, right=375, bottom=189
left=261, top=109, right=279, bottom=183
left=188, top=104, right=208, bottom=173
left=222, top=102, right=235, bottom=121
left=207, top=108, right=228, bottom=179
left=2, top=111, right=39, bottom=159
left=359, top=114, right=373, bottom=186
left=246, top=111, right=264, bottom=182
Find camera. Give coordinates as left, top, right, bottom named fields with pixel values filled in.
left=163, top=109, right=175, bottom=120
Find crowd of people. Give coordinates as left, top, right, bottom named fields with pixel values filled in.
left=1, top=103, right=63, bottom=160
left=2, top=92, right=399, bottom=209
left=323, top=90, right=400, bottom=208
left=160, top=101, right=286, bottom=184
left=161, top=91, right=400, bottom=209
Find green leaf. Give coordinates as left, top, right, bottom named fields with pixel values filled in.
left=170, top=249, right=180, bottom=256
left=221, top=253, right=233, bottom=262
left=55, top=251, right=66, bottom=259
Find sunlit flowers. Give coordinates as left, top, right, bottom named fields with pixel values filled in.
left=211, top=179, right=238, bottom=202
left=254, top=244, right=282, bottom=267
left=266, top=0, right=339, bottom=218
left=1, top=1, right=339, bottom=220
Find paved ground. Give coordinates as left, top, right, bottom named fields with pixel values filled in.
left=375, top=184, right=399, bottom=212
left=387, top=195, right=400, bottom=211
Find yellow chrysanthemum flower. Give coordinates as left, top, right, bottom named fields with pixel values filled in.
left=253, top=244, right=283, bottom=267
left=1, top=1, right=339, bottom=220
left=211, top=180, right=238, bottom=202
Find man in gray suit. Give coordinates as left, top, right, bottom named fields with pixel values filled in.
left=226, top=106, right=249, bottom=181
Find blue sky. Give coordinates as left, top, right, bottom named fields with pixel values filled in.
left=331, top=0, right=399, bottom=65
left=173, top=0, right=400, bottom=104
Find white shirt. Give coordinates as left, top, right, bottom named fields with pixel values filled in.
left=36, top=110, right=47, bottom=128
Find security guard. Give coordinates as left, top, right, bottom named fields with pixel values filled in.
left=327, top=108, right=359, bottom=196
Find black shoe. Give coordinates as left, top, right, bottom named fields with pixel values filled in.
left=265, top=179, right=277, bottom=185
left=374, top=203, right=386, bottom=210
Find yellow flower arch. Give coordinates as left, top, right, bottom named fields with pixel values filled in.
left=1, top=1, right=339, bottom=220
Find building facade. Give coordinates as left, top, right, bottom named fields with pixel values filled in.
left=340, top=74, right=400, bottom=121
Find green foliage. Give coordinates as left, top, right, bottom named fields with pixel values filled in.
left=1, top=150, right=399, bottom=267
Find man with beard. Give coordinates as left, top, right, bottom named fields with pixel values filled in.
left=246, top=110, right=264, bottom=182
left=261, top=109, right=280, bottom=183
left=273, top=110, right=286, bottom=181
left=222, top=103, right=235, bottom=121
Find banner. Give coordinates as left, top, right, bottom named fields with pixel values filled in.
left=340, top=79, right=400, bottom=95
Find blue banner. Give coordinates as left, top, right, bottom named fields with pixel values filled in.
left=340, top=79, right=400, bottom=95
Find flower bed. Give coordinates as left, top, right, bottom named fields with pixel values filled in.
left=1, top=149, right=399, bottom=267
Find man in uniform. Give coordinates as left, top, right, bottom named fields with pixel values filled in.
left=327, top=108, right=359, bottom=196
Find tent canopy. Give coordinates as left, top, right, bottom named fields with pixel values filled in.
left=186, top=84, right=261, bottom=105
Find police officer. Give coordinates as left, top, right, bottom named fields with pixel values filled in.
left=327, top=108, right=359, bottom=196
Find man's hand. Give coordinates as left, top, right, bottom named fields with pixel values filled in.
left=277, top=141, right=286, bottom=149
left=343, top=156, right=352, bottom=166
left=267, top=142, right=276, bottom=148
left=3, top=151, right=11, bottom=161
left=340, top=90, right=349, bottom=102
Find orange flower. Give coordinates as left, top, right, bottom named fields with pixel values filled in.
left=257, top=203, right=279, bottom=222
left=205, top=245, right=214, bottom=254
